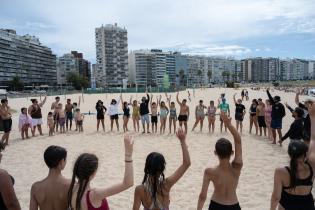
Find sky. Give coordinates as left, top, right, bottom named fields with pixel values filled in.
left=1, top=0, right=315, bottom=62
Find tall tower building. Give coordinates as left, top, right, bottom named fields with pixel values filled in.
left=95, top=23, right=128, bottom=87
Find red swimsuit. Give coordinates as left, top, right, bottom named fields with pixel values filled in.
left=86, top=191, right=109, bottom=210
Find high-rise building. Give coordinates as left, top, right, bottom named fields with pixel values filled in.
left=0, top=29, right=57, bottom=86
left=128, top=49, right=176, bottom=88
left=95, top=23, right=128, bottom=87
left=56, top=51, right=91, bottom=86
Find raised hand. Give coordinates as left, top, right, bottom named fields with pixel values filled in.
left=308, top=102, right=315, bottom=118
left=124, top=135, right=134, bottom=156
left=176, top=128, right=186, bottom=143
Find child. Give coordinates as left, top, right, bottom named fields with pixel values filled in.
left=47, top=112, right=54, bottom=136
left=57, top=103, right=66, bottom=133
left=73, top=96, right=81, bottom=131
left=75, top=108, right=84, bottom=132
left=18, top=107, right=32, bottom=139
left=150, top=94, right=158, bottom=133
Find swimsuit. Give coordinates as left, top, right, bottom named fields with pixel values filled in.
left=132, top=106, right=140, bottom=118
left=207, top=107, right=216, bottom=117
left=250, top=105, right=257, bottom=117
left=169, top=108, right=177, bottom=119
left=265, top=107, right=272, bottom=125
left=178, top=115, right=188, bottom=122
left=86, top=190, right=109, bottom=210
left=209, top=200, right=241, bottom=210
left=196, top=106, right=205, bottom=118
left=160, top=108, right=168, bottom=119
left=143, top=182, right=169, bottom=210
left=58, top=117, right=65, bottom=126
left=123, top=106, right=130, bottom=118
left=279, top=162, right=314, bottom=210
left=235, top=104, right=245, bottom=122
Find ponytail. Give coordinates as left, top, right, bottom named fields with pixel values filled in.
left=289, top=157, right=298, bottom=189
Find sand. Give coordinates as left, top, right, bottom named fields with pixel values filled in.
left=1, top=88, right=311, bottom=210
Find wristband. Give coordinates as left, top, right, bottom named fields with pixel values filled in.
left=125, top=160, right=133, bottom=163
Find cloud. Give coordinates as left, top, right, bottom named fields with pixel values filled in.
left=1, top=0, right=315, bottom=61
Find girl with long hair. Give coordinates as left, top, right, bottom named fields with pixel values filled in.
left=131, top=96, right=140, bottom=132
left=249, top=99, right=258, bottom=135
left=270, top=102, right=315, bottom=210
left=133, top=128, right=191, bottom=210
left=158, top=95, right=169, bottom=135
left=120, top=95, right=130, bottom=132
left=67, top=135, right=134, bottom=210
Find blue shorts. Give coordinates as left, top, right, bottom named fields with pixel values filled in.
left=271, top=118, right=282, bottom=129
left=141, top=114, right=150, bottom=124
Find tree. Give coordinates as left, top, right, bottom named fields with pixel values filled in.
left=9, top=76, right=23, bottom=91
left=207, top=70, right=212, bottom=83
left=163, top=73, right=170, bottom=90
left=222, top=71, right=230, bottom=81
left=67, top=72, right=89, bottom=90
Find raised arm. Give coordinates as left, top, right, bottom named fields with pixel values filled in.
left=165, top=128, right=191, bottom=189
left=93, top=135, right=134, bottom=199
left=176, top=92, right=181, bottom=105
left=120, top=94, right=124, bottom=109
left=39, top=96, right=47, bottom=107
left=146, top=92, right=150, bottom=103
left=78, top=96, right=81, bottom=107
left=129, top=96, right=132, bottom=105
left=295, top=89, right=300, bottom=106
left=221, top=112, right=242, bottom=167
left=165, top=93, right=171, bottom=107
left=267, top=88, right=275, bottom=105
left=284, top=102, right=294, bottom=113
left=233, top=93, right=237, bottom=104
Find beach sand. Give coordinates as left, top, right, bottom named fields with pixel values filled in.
left=1, top=88, right=311, bottom=210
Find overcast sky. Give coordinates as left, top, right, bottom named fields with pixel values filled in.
left=1, top=0, right=315, bottom=62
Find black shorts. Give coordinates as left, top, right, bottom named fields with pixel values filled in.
left=151, top=116, right=158, bottom=123
left=258, top=116, right=266, bottom=127
left=110, top=114, right=118, bottom=120
left=77, top=120, right=83, bottom=126
left=2, top=118, right=12, bottom=133
left=209, top=200, right=241, bottom=210
left=235, top=113, right=244, bottom=122
left=97, top=114, right=104, bottom=120
left=66, top=112, right=73, bottom=120
left=178, top=115, right=188, bottom=122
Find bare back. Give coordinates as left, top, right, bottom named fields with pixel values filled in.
left=207, top=163, right=242, bottom=205
left=179, top=105, right=189, bottom=115
left=31, top=176, right=70, bottom=210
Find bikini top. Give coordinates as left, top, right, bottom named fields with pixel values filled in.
left=208, top=107, right=216, bottom=116
left=169, top=108, right=176, bottom=116
left=160, top=108, right=168, bottom=116
left=123, top=106, right=130, bottom=116
left=143, top=182, right=169, bottom=210
left=283, top=162, right=313, bottom=190
left=86, top=190, right=109, bottom=210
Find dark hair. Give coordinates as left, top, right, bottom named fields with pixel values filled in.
left=215, top=138, right=232, bottom=159
left=171, top=102, right=175, bottom=105
left=48, top=112, right=53, bottom=115
left=1, top=99, right=8, bottom=104
left=123, top=101, right=128, bottom=107
left=21, top=107, right=27, bottom=113
left=199, top=100, right=203, bottom=103
left=44, top=146, right=67, bottom=169
left=111, top=99, right=117, bottom=104
left=288, top=141, right=308, bottom=189
left=68, top=153, right=98, bottom=210
left=31, top=99, right=37, bottom=103
left=210, top=100, right=214, bottom=104
left=183, top=99, right=187, bottom=102
left=55, top=97, right=60, bottom=100
left=73, top=102, right=78, bottom=106
left=142, top=152, right=166, bottom=206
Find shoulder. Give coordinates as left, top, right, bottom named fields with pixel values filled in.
left=0, top=168, right=9, bottom=178
left=274, top=167, right=288, bottom=177
left=134, top=185, right=144, bottom=195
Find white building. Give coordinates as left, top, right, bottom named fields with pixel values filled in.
left=95, top=23, right=128, bottom=87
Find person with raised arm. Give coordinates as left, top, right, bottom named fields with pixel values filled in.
left=233, top=93, right=246, bottom=133
left=197, top=112, right=242, bottom=210
left=158, top=95, right=169, bottom=134
left=295, top=88, right=311, bottom=142
left=0, top=99, right=12, bottom=146
left=140, top=92, right=150, bottom=134
left=28, top=95, right=47, bottom=136
left=267, top=88, right=286, bottom=145
left=176, top=92, right=190, bottom=134
left=51, top=96, right=60, bottom=132
left=217, top=97, right=230, bottom=132
left=95, top=100, right=107, bottom=132
left=133, top=128, right=191, bottom=210
left=30, top=146, right=70, bottom=210
left=130, top=96, right=140, bottom=132
left=0, top=142, right=21, bottom=210
left=270, top=102, right=315, bottom=210
left=68, top=135, right=134, bottom=210
left=150, top=94, right=158, bottom=134
left=108, top=96, right=120, bottom=132
left=120, top=94, right=131, bottom=132
left=73, top=96, right=81, bottom=131
left=192, top=100, right=207, bottom=132
left=165, top=93, right=177, bottom=134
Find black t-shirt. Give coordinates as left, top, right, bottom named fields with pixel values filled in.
left=299, top=102, right=311, bottom=139
left=235, top=103, right=245, bottom=114
left=139, top=94, right=150, bottom=116
left=96, top=105, right=106, bottom=116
